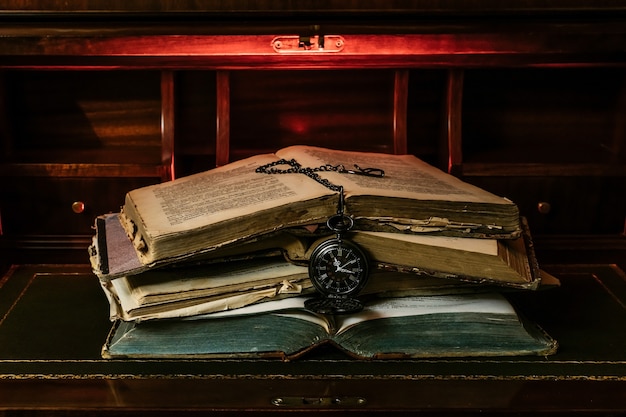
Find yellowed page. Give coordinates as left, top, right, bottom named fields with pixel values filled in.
left=277, top=145, right=511, bottom=204
left=335, top=293, right=515, bottom=335
left=125, top=153, right=334, bottom=237
left=129, top=260, right=308, bottom=303
left=356, top=231, right=498, bottom=255
left=198, top=296, right=332, bottom=333
left=121, top=153, right=339, bottom=264
left=111, top=279, right=288, bottom=321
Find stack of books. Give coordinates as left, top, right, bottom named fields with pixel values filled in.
left=90, top=146, right=557, bottom=360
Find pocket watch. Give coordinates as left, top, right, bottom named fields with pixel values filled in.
left=255, top=159, right=383, bottom=314
left=305, top=189, right=369, bottom=314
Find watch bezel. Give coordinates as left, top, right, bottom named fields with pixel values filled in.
left=308, top=237, right=369, bottom=297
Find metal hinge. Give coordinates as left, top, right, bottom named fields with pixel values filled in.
left=271, top=35, right=345, bottom=53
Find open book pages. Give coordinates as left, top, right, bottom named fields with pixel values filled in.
left=114, top=146, right=520, bottom=268
left=102, top=293, right=558, bottom=360
left=191, top=292, right=521, bottom=334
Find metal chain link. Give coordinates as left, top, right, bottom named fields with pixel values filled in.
left=255, top=158, right=344, bottom=192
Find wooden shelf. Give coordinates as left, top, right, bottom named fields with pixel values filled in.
left=1, top=24, right=626, bottom=69
left=0, top=163, right=165, bottom=178
left=461, top=162, right=626, bottom=177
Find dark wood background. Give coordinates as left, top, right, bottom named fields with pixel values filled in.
left=0, top=3, right=624, bottom=415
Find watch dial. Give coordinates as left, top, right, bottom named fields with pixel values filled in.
left=309, top=238, right=369, bottom=296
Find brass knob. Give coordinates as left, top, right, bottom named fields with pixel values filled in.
left=537, top=201, right=551, bottom=215
left=71, top=201, right=85, bottom=214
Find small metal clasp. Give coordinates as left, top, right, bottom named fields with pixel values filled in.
left=340, top=164, right=385, bottom=178
left=272, top=35, right=345, bottom=53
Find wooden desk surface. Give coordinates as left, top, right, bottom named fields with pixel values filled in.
left=0, top=263, right=624, bottom=415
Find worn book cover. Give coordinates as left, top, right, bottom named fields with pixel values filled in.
left=102, top=293, right=558, bottom=360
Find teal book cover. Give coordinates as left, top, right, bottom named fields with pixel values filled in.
left=102, top=293, right=557, bottom=360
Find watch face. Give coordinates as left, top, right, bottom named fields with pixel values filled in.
left=308, top=238, right=369, bottom=297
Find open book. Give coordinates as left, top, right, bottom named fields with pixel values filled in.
left=102, top=293, right=558, bottom=360
left=115, top=146, right=520, bottom=270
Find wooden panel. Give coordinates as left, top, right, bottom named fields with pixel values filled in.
left=0, top=177, right=159, bottom=235
left=173, top=71, right=217, bottom=177
left=1, top=28, right=625, bottom=69
left=392, top=70, right=408, bottom=154
left=160, top=71, right=175, bottom=181
left=215, top=71, right=231, bottom=167
left=465, top=176, right=626, bottom=235
left=0, top=163, right=164, bottom=178
left=3, top=70, right=162, bottom=165
left=2, top=0, right=626, bottom=15
left=445, top=69, right=464, bottom=174
left=462, top=67, right=626, bottom=165
left=228, top=70, right=396, bottom=159
left=405, top=70, right=448, bottom=168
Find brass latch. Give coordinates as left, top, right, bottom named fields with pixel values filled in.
left=271, top=35, right=345, bottom=53
left=271, top=396, right=366, bottom=408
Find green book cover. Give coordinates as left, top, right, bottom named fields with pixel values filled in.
left=102, top=293, right=557, bottom=360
